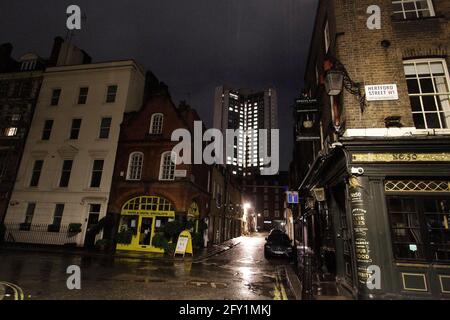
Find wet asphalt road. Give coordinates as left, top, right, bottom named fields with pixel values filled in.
left=0, top=233, right=294, bottom=300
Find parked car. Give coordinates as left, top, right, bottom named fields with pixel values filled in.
left=264, top=231, right=294, bottom=259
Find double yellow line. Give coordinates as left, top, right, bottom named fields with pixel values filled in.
left=0, top=281, right=25, bottom=300
left=273, top=271, right=288, bottom=300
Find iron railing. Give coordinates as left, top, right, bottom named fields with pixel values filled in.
left=3, top=223, right=81, bottom=246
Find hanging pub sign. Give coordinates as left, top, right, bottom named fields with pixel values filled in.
left=294, top=96, right=321, bottom=141
left=365, top=84, right=399, bottom=101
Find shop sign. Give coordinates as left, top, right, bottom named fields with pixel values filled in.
left=352, top=152, right=450, bottom=163
left=365, top=84, right=398, bottom=101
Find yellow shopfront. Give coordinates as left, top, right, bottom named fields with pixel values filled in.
left=116, top=196, right=175, bottom=253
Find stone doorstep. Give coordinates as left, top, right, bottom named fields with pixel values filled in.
left=284, top=266, right=354, bottom=301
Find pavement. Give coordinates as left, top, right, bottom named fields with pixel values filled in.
left=0, top=232, right=295, bottom=300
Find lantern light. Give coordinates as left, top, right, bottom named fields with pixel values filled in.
left=325, top=70, right=344, bottom=96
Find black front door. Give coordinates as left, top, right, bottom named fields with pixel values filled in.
left=139, top=217, right=153, bottom=246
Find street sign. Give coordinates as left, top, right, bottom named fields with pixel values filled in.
left=286, top=191, right=299, bottom=204
left=365, top=84, right=398, bottom=101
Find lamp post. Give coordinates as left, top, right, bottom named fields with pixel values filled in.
left=243, top=202, right=252, bottom=234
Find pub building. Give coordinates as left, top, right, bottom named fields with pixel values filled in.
left=291, top=0, right=450, bottom=299
left=106, top=74, right=210, bottom=253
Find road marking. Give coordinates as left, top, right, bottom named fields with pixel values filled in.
left=273, top=271, right=288, bottom=300
left=187, top=280, right=228, bottom=288
left=0, top=281, right=24, bottom=300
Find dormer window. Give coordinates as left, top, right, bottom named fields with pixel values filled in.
left=21, top=60, right=37, bottom=71
left=19, top=53, right=40, bottom=71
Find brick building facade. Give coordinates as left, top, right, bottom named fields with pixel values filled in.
left=107, top=77, right=210, bottom=253
left=0, top=38, right=65, bottom=223
left=208, top=165, right=243, bottom=245
left=292, top=0, right=450, bottom=299
left=242, top=172, right=288, bottom=232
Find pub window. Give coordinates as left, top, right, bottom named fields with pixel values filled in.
left=387, top=197, right=425, bottom=260
left=404, top=59, right=450, bottom=129
left=387, top=196, right=450, bottom=262
left=392, top=0, right=435, bottom=20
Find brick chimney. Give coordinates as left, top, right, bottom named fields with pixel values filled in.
left=48, top=36, right=64, bottom=67
left=0, top=43, right=16, bottom=72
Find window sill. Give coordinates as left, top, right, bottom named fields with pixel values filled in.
left=146, top=133, right=164, bottom=138
left=391, top=15, right=445, bottom=23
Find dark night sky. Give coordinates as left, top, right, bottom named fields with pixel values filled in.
left=0, top=0, right=318, bottom=170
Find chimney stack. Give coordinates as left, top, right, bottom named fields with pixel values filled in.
left=48, top=36, right=64, bottom=67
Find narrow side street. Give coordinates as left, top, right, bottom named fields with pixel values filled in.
left=0, top=233, right=294, bottom=300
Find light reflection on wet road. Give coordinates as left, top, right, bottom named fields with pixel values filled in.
left=0, top=233, right=293, bottom=300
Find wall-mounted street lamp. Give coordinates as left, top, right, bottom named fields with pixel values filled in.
left=324, top=70, right=345, bottom=96
left=324, top=57, right=367, bottom=113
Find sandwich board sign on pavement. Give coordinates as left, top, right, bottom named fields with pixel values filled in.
left=174, top=230, right=193, bottom=257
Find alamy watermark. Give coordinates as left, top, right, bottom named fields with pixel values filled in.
left=66, top=265, right=81, bottom=290
left=171, top=121, right=279, bottom=175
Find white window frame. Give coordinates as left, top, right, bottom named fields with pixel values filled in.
left=126, top=152, right=144, bottom=181
left=392, top=0, right=435, bottom=20
left=404, top=58, right=450, bottom=129
left=149, top=113, right=164, bottom=134
left=159, top=151, right=176, bottom=181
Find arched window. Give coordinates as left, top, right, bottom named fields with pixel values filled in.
left=126, top=152, right=143, bottom=180
left=159, top=151, right=176, bottom=181
left=149, top=113, right=164, bottom=134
